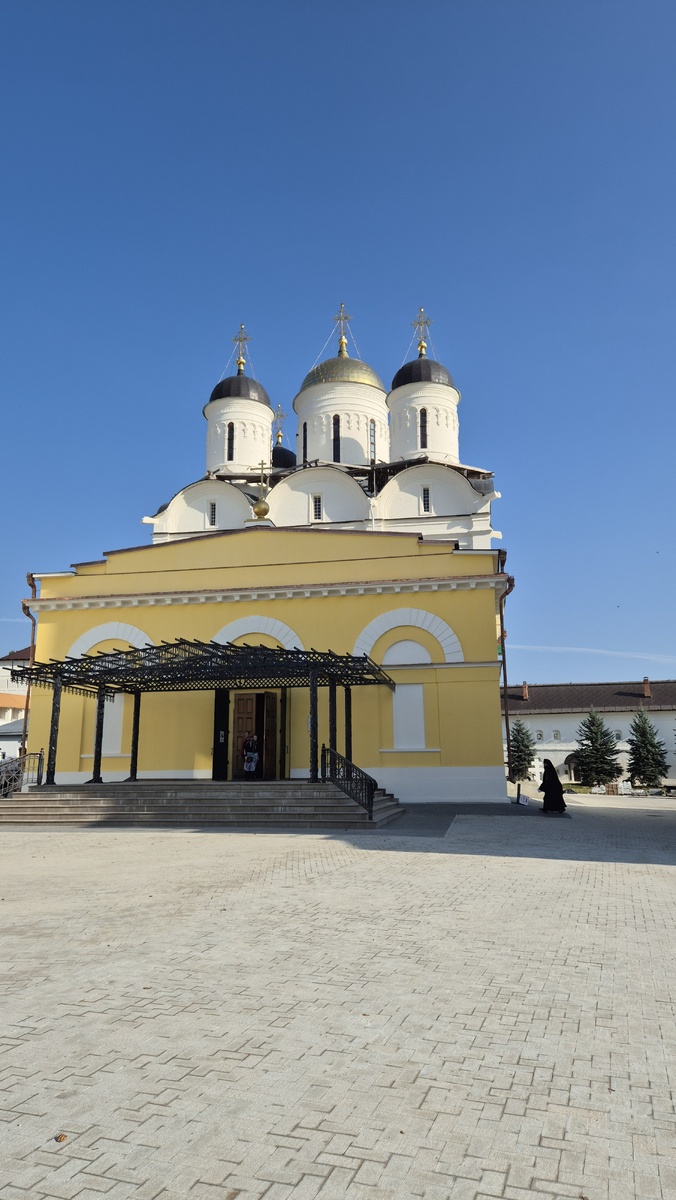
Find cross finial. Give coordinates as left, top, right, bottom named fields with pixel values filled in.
left=272, top=403, right=287, bottom=444
left=232, top=323, right=251, bottom=374
left=333, top=302, right=352, bottom=357
left=412, top=307, right=432, bottom=358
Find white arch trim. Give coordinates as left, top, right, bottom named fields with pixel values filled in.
left=353, top=607, right=463, bottom=663
left=213, top=616, right=304, bottom=651
left=67, top=621, right=153, bottom=658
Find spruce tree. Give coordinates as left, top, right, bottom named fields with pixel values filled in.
left=627, top=710, right=669, bottom=788
left=510, top=718, right=536, bottom=780
left=575, top=708, right=622, bottom=787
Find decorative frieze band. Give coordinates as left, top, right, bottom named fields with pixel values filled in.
left=29, top=573, right=508, bottom=613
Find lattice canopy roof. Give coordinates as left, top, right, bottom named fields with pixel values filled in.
left=12, top=639, right=395, bottom=698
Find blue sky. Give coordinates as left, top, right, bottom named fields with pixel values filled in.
left=1, top=0, right=675, bottom=683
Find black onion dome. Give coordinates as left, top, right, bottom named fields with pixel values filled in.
left=272, top=443, right=297, bottom=469
left=208, top=373, right=271, bottom=407
left=391, top=358, right=455, bottom=392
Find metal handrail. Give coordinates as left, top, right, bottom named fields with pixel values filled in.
left=321, top=744, right=376, bottom=820
left=0, top=749, right=44, bottom=797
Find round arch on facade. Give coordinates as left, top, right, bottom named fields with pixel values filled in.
left=352, top=607, right=463, bottom=663
left=67, top=621, right=153, bottom=658
left=212, top=616, right=304, bottom=651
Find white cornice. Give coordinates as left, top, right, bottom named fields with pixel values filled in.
left=28, top=573, right=508, bottom=613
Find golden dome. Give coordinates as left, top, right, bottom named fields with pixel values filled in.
left=299, top=353, right=385, bottom=394
left=252, top=497, right=270, bottom=519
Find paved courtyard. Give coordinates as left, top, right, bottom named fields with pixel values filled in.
left=2, top=798, right=676, bottom=1200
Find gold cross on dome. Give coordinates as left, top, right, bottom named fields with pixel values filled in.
left=412, top=307, right=432, bottom=356
left=232, top=323, right=251, bottom=371
left=333, top=302, right=352, bottom=337
left=272, top=403, right=287, bottom=443
left=333, top=302, right=352, bottom=355
left=258, top=460, right=267, bottom=494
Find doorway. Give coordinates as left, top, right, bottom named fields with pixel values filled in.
left=231, top=691, right=279, bottom=780
left=212, top=688, right=230, bottom=781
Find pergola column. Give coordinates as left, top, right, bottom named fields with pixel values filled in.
left=344, top=686, right=352, bottom=762
left=45, top=676, right=63, bottom=786
left=309, top=667, right=319, bottom=783
left=328, top=680, right=337, bottom=755
left=90, top=687, right=107, bottom=784
left=279, top=687, right=287, bottom=779
left=128, top=691, right=142, bottom=782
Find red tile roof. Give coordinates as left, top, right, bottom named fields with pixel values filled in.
left=502, top=680, right=676, bottom=714
left=0, top=647, right=30, bottom=662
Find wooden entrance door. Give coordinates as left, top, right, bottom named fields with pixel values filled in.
left=231, top=692, right=279, bottom=780
left=232, top=693, right=256, bottom=778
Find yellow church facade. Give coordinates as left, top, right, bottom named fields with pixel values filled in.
left=24, top=310, right=511, bottom=803
left=27, top=526, right=508, bottom=801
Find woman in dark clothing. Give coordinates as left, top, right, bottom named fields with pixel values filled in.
left=539, top=759, right=567, bottom=813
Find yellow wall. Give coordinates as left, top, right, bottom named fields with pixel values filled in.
left=28, top=527, right=506, bottom=780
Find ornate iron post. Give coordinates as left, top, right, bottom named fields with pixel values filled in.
left=328, top=680, right=337, bottom=758
left=344, top=686, right=352, bottom=762
left=45, top=676, right=63, bottom=786
left=91, top=687, right=107, bottom=784
left=279, top=687, right=287, bottom=779
left=128, top=691, right=142, bottom=782
left=309, top=667, right=319, bottom=783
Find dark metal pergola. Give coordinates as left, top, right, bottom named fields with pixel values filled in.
left=12, top=639, right=395, bottom=786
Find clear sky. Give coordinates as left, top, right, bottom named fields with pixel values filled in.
left=1, top=0, right=675, bottom=684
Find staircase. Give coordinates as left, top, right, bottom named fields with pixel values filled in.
left=0, top=780, right=405, bottom=829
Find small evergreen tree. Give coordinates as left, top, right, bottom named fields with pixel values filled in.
left=627, top=710, right=669, bottom=787
left=510, top=718, right=536, bottom=780
left=575, top=708, right=622, bottom=787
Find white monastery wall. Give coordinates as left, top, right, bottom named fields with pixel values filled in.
left=504, top=709, right=676, bottom=781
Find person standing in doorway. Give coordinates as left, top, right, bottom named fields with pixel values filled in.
left=243, top=730, right=259, bottom=778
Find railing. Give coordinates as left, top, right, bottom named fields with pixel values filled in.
left=321, top=744, right=376, bottom=820
left=0, top=750, right=44, bottom=797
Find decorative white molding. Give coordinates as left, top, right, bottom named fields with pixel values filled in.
left=66, top=621, right=153, bottom=658
left=212, top=616, right=303, bottom=650
left=353, top=607, right=463, bottom=662
left=381, top=639, right=433, bottom=665
left=32, top=574, right=506, bottom=614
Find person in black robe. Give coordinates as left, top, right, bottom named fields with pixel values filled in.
left=538, top=759, right=567, bottom=813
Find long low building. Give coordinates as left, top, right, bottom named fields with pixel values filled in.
left=502, top=678, right=676, bottom=782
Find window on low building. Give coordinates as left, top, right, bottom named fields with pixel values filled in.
left=553, top=730, right=561, bottom=740
left=208, top=502, right=217, bottom=527
left=536, top=730, right=543, bottom=740
left=312, top=494, right=322, bottom=521
left=615, top=730, right=622, bottom=741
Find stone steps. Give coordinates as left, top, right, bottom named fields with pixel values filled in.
left=0, top=781, right=404, bottom=828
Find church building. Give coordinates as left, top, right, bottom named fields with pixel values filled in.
left=25, top=308, right=510, bottom=803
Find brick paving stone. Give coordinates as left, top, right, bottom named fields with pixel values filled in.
left=1, top=797, right=676, bottom=1198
